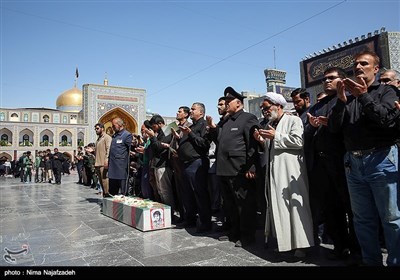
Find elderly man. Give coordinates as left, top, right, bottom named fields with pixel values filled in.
left=379, top=69, right=400, bottom=89
left=108, top=118, right=133, bottom=196
left=380, top=69, right=400, bottom=111
left=254, top=91, right=314, bottom=257
left=214, top=86, right=260, bottom=248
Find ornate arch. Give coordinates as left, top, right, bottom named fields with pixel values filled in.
left=59, top=129, right=73, bottom=147
left=19, top=128, right=34, bottom=146
left=99, top=107, right=138, bottom=136
left=40, top=129, right=54, bottom=147
left=0, top=128, right=13, bottom=146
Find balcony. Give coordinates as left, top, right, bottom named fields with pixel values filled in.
left=59, top=141, right=72, bottom=147
left=0, top=140, right=12, bottom=147
left=40, top=141, right=53, bottom=147
left=19, top=140, right=33, bottom=147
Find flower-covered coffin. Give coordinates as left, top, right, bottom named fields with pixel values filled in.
left=102, top=196, right=171, bottom=231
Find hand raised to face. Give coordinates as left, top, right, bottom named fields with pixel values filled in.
left=343, top=77, right=368, bottom=97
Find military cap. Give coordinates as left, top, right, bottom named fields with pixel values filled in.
left=223, top=86, right=246, bottom=102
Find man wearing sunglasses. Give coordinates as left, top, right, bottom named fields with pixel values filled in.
left=306, top=67, right=361, bottom=265
left=94, top=123, right=112, bottom=197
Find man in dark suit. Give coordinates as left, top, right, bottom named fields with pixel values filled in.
left=108, top=117, right=133, bottom=196
left=52, top=148, right=65, bottom=185
left=212, top=86, right=260, bottom=247
left=147, top=115, right=175, bottom=210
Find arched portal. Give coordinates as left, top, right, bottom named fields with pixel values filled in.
left=99, top=107, right=138, bottom=136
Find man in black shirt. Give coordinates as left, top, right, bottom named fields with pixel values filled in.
left=148, top=115, right=175, bottom=210
left=177, top=102, right=212, bottom=233
left=306, top=67, right=360, bottom=263
left=329, top=50, right=400, bottom=266
left=290, top=88, right=311, bottom=125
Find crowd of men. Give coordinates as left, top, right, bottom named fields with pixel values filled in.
left=4, top=50, right=399, bottom=267
left=123, top=51, right=398, bottom=266
left=5, top=148, right=68, bottom=184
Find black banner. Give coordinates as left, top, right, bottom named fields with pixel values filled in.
left=303, top=36, right=379, bottom=87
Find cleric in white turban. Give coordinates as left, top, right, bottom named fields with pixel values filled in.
left=257, top=91, right=314, bottom=254
left=264, top=92, right=287, bottom=108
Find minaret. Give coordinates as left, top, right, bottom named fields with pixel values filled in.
left=264, top=69, right=286, bottom=93
left=104, top=72, right=108, bottom=86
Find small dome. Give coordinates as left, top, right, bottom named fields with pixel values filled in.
left=56, top=87, right=82, bottom=112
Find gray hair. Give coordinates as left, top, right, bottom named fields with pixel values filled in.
left=192, top=102, right=206, bottom=115
left=113, top=117, right=125, bottom=126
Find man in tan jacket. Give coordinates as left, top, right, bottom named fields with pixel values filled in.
left=94, top=123, right=112, bottom=197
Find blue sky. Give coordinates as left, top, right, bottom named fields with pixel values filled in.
left=1, top=0, right=399, bottom=119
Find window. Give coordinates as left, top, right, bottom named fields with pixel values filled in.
left=0, top=112, right=5, bottom=121
left=0, top=134, right=8, bottom=146
left=22, top=134, right=31, bottom=146
left=10, top=113, right=19, bottom=121
left=40, top=134, right=51, bottom=146
left=70, top=115, right=77, bottom=124
left=32, top=113, right=39, bottom=122
left=43, top=115, right=50, bottom=123
left=23, top=113, right=28, bottom=122
left=60, top=135, right=68, bottom=146
left=63, top=116, right=68, bottom=124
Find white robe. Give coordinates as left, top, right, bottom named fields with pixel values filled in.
left=264, top=114, right=314, bottom=252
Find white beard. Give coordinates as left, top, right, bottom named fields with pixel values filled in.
left=268, top=109, right=279, bottom=121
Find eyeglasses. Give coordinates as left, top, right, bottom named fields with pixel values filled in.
left=94, top=127, right=100, bottom=130
left=379, top=78, right=396, bottom=84
left=322, top=76, right=340, bottom=82
left=261, top=105, right=272, bottom=112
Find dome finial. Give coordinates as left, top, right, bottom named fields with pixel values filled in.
left=104, top=72, right=108, bottom=86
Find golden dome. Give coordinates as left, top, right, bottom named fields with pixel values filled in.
left=56, top=87, right=82, bottom=112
